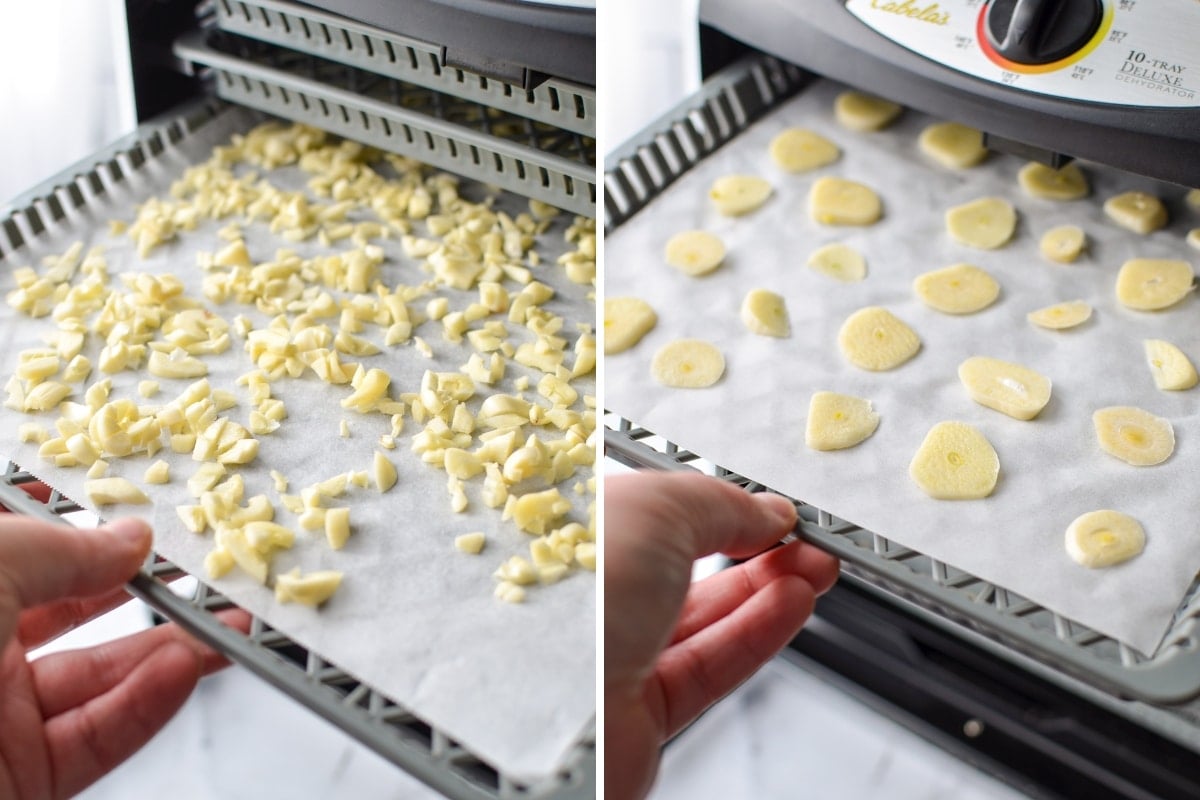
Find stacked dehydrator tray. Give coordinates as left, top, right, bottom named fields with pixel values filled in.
left=605, top=2, right=1200, bottom=797
left=0, top=1, right=595, bottom=798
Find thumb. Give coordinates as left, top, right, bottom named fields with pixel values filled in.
left=605, top=471, right=797, bottom=682
left=607, top=471, right=797, bottom=567
left=0, top=517, right=151, bottom=626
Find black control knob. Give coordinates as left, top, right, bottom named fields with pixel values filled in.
left=985, top=0, right=1104, bottom=65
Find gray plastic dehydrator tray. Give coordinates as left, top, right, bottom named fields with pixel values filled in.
left=0, top=101, right=594, bottom=800
left=173, top=26, right=595, bottom=218
left=214, top=0, right=595, bottom=136
left=603, top=53, right=1200, bottom=710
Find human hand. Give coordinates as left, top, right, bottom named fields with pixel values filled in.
left=604, top=471, right=839, bottom=800
left=0, top=514, right=247, bottom=799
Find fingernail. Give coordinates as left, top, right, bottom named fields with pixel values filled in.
left=104, top=517, right=151, bottom=545
left=755, top=493, right=796, bottom=529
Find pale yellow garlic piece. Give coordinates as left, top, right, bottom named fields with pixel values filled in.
left=575, top=541, right=597, bottom=571
left=324, top=507, right=351, bottom=550
left=1039, top=225, right=1086, bottom=263
left=510, top=488, right=571, bottom=535
left=85, top=477, right=150, bottom=506
left=664, top=231, right=726, bottom=276
left=445, top=448, right=484, bottom=479
left=1093, top=406, right=1174, bottom=466
left=61, top=355, right=91, bottom=383
left=1144, top=339, right=1198, bottom=391
left=218, top=438, right=259, bottom=466
left=809, top=177, right=881, bottom=226
left=334, top=331, right=380, bottom=356
left=494, top=556, right=537, bottom=586
left=1065, top=510, right=1145, bottom=568
left=317, top=473, right=349, bottom=498
left=448, top=477, right=468, bottom=513
left=740, top=289, right=790, bottom=337
left=913, top=264, right=1000, bottom=314
left=768, top=128, right=840, bottom=172
left=603, top=297, right=657, bottom=355
left=807, top=243, right=866, bottom=282
left=138, top=380, right=160, bottom=398
left=64, top=433, right=100, bottom=466
left=538, top=563, right=569, bottom=584
left=909, top=421, right=999, bottom=500
left=204, top=548, right=235, bottom=579
left=341, top=368, right=390, bottom=412
left=834, top=91, right=902, bottom=131
left=214, top=528, right=267, bottom=584
left=242, top=521, right=294, bottom=554
left=214, top=239, right=252, bottom=268
left=374, top=451, right=397, bottom=492
left=1104, top=191, right=1167, bottom=234
left=572, top=333, right=596, bottom=378
left=918, top=122, right=986, bottom=169
left=451, top=403, right=475, bottom=435
left=1188, top=229, right=1200, bottom=250
left=838, top=307, right=920, bottom=371
left=1018, top=162, right=1089, bottom=201
left=230, top=495, right=273, bottom=527
left=455, top=532, right=486, bottom=555
left=278, top=494, right=304, bottom=514
left=958, top=357, right=1052, bottom=420
left=1188, top=189, right=1200, bottom=209
left=211, top=390, right=237, bottom=411
left=171, top=433, right=197, bottom=453
left=18, top=423, right=48, bottom=444
left=1115, top=259, right=1194, bottom=310
left=275, top=568, right=343, bottom=607
left=144, top=460, right=170, bottom=484
left=650, top=340, right=725, bottom=388
left=188, top=462, right=226, bottom=497
left=945, top=197, right=1016, bottom=250
left=1027, top=301, right=1092, bottom=330
left=86, top=460, right=109, bottom=479
left=177, top=505, right=207, bottom=534
left=709, top=175, right=772, bottom=216
left=494, top=581, right=526, bottom=604
left=24, top=381, right=71, bottom=412
left=805, top=392, right=880, bottom=451
left=148, top=349, right=208, bottom=379
left=17, top=355, right=59, bottom=382
left=529, top=537, right=558, bottom=567
left=298, top=508, right=325, bottom=531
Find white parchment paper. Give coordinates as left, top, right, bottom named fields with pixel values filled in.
left=0, top=107, right=594, bottom=781
left=606, top=79, right=1200, bottom=658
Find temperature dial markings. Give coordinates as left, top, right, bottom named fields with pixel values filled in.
left=976, top=2, right=1113, bottom=74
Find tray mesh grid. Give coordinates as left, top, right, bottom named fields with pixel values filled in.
left=176, top=30, right=595, bottom=217
left=0, top=98, right=594, bottom=800
left=215, top=0, right=595, bottom=136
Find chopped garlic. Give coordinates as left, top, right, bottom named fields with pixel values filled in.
left=454, top=531, right=486, bottom=554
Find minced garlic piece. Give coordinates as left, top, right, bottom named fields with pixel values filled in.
left=455, top=532, right=486, bottom=554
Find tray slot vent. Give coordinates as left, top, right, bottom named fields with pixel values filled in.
left=216, top=0, right=594, bottom=136
left=604, top=55, right=806, bottom=230
left=179, top=32, right=594, bottom=217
